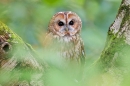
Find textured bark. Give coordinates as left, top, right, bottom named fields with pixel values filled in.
left=90, top=0, right=130, bottom=85
left=0, top=22, right=44, bottom=86
left=98, top=0, right=130, bottom=71
left=82, top=0, right=130, bottom=86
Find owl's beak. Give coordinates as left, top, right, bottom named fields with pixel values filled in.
left=65, top=28, right=69, bottom=31
left=64, top=27, right=70, bottom=36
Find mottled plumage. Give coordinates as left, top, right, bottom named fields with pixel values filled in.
left=43, top=11, right=85, bottom=64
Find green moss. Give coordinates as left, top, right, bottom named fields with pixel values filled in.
left=120, top=6, right=130, bottom=28
left=97, top=28, right=127, bottom=71
left=0, top=21, right=24, bottom=44
left=95, top=3, right=130, bottom=71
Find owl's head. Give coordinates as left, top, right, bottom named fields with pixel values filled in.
left=48, top=11, right=82, bottom=37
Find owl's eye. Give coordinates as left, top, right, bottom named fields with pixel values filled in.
left=69, top=20, right=74, bottom=25
left=58, top=21, right=64, bottom=26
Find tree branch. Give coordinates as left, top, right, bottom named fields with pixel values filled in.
left=0, top=21, right=44, bottom=86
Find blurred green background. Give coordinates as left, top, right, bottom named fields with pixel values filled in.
left=0, top=0, right=121, bottom=60
left=0, top=0, right=124, bottom=86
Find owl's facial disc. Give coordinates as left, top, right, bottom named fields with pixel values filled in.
left=51, top=11, right=81, bottom=37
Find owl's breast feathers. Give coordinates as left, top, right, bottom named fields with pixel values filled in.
left=43, top=32, right=85, bottom=64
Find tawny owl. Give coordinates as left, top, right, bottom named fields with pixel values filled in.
left=43, top=11, right=85, bottom=64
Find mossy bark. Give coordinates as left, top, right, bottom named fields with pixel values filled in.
left=83, top=0, right=130, bottom=86
left=97, top=0, right=130, bottom=71
left=0, top=22, right=44, bottom=86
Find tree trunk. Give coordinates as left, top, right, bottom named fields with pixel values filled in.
left=98, top=0, right=130, bottom=71
left=0, top=22, right=44, bottom=86
left=87, top=0, right=130, bottom=86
